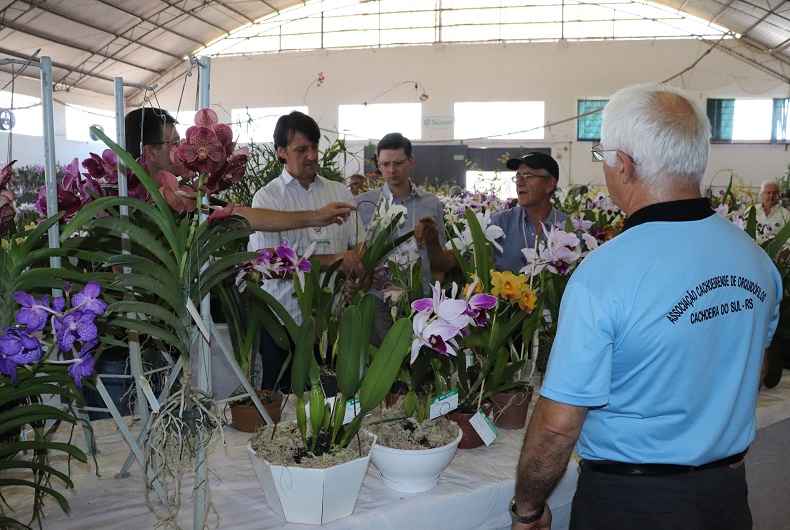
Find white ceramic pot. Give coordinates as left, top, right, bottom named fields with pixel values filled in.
left=246, top=432, right=376, bottom=525
left=371, top=426, right=462, bottom=493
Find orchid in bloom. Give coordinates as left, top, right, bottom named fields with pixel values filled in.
left=158, top=171, right=197, bottom=213
left=235, top=239, right=315, bottom=291
left=177, top=108, right=235, bottom=178
left=521, top=225, right=583, bottom=276
left=463, top=277, right=497, bottom=326
left=410, top=281, right=496, bottom=364
left=206, top=203, right=243, bottom=225
left=0, top=282, right=106, bottom=389
left=375, top=195, right=407, bottom=230
left=446, top=210, right=505, bottom=253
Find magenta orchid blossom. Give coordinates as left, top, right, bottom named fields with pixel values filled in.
left=235, top=239, right=315, bottom=291
left=410, top=281, right=497, bottom=364
left=520, top=225, right=583, bottom=276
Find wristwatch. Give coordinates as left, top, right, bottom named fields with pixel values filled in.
left=509, top=497, right=546, bottom=524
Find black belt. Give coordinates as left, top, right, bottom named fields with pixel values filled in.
left=580, top=450, right=747, bottom=476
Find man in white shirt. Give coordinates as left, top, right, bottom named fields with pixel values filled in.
left=248, top=111, right=364, bottom=390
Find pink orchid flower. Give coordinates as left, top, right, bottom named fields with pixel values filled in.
left=207, top=203, right=243, bottom=225
left=158, top=171, right=197, bottom=213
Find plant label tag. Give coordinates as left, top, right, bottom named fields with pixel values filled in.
left=342, top=397, right=360, bottom=425
left=430, top=389, right=458, bottom=419
left=469, top=409, right=498, bottom=446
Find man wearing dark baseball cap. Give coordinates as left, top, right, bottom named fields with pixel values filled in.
left=490, top=151, right=567, bottom=271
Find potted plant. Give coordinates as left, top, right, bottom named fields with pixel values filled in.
left=247, top=293, right=412, bottom=524
left=215, top=277, right=285, bottom=432
left=0, top=164, right=105, bottom=527
left=78, top=112, right=258, bottom=523
left=364, top=401, right=462, bottom=492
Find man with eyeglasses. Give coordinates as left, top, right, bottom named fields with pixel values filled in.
left=355, top=132, right=456, bottom=345
left=511, top=84, right=780, bottom=530
left=124, top=108, right=181, bottom=188
left=755, top=178, right=790, bottom=237
left=490, top=151, right=567, bottom=272
left=125, top=107, right=355, bottom=232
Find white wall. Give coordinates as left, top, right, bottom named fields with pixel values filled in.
left=0, top=75, right=116, bottom=169
left=5, top=39, right=790, bottom=193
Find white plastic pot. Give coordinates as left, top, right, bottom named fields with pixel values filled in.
left=371, top=426, right=462, bottom=493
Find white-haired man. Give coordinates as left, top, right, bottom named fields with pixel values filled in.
left=510, top=84, right=781, bottom=530
left=756, top=178, right=790, bottom=237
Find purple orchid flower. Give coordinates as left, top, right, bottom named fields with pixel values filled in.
left=13, top=292, right=54, bottom=332
left=71, top=281, right=108, bottom=315
left=275, top=238, right=298, bottom=269
left=54, top=310, right=99, bottom=352
left=68, top=351, right=95, bottom=390
left=0, top=327, right=43, bottom=385
left=463, top=278, right=497, bottom=326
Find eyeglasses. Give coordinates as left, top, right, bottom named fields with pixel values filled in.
left=592, top=142, right=637, bottom=164
left=378, top=159, right=409, bottom=170
left=591, top=142, right=618, bottom=162
left=512, top=173, right=546, bottom=183
left=154, top=140, right=181, bottom=147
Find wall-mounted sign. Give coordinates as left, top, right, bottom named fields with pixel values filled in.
left=422, top=116, right=454, bottom=129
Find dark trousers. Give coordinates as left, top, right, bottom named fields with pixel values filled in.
left=570, top=462, right=752, bottom=530
left=259, top=326, right=291, bottom=393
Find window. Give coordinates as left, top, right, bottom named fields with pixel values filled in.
left=65, top=104, right=116, bottom=142
left=707, top=98, right=790, bottom=142
left=231, top=106, right=308, bottom=143
left=338, top=103, right=421, bottom=141
left=577, top=100, right=607, bottom=141
left=173, top=110, right=197, bottom=139
left=454, top=101, right=544, bottom=140
left=0, top=91, right=42, bottom=137
left=465, top=170, right=515, bottom=200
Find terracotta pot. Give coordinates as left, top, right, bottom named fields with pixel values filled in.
left=490, top=390, right=533, bottom=430
left=229, top=390, right=283, bottom=432
left=384, top=391, right=404, bottom=408
left=448, top=410, right=485, bottom=449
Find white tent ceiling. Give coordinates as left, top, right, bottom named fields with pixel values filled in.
left=0, top=0, right=788, bottom=100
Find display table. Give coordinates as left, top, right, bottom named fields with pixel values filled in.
left=5, top=372, right=789, bottom=529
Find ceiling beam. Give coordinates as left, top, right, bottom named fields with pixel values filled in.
left=20, top=2, right=183, bottom=61
left=703, top=37, right=790, bottom=84
left=0, top=18, right=162, bottom=75
left=91, top=0, right=204, bottom=47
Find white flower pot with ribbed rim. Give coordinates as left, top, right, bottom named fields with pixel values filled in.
left=371, top=426, right=462, bottom=493
left=246, top=433, right=376, bottom=525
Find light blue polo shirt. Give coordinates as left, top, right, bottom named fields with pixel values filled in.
left=541, top=200, right=781, bottom=466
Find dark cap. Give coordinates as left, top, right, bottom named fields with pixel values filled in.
left=505, top=152, right=558, bottom=179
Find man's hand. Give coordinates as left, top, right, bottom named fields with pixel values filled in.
left=323, top=249, right=364, bottom=278
left=414, top=216, right=440, bottom=246
left=511, top=504, right=552, bottom=530
left=313, top=202, right=355, bottom=227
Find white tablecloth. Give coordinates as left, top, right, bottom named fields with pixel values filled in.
left=6, top=371, right=790, bottom=529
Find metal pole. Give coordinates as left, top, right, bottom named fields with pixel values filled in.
left=196, top=56, right=212, bottom=397
left=194, top=55, right=211, bottom=530
left=114, top=77, right=148, bottom=428
left=39, top=57, right=60, bottom=272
